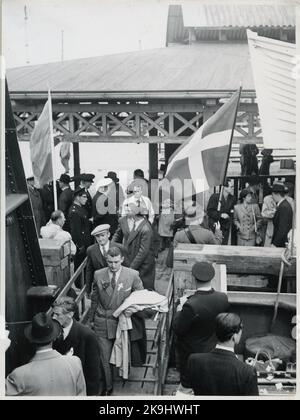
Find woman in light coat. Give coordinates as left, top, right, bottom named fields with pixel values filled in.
left=234, top=189, right=262, bottom=246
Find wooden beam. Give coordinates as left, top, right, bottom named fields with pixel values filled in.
left=12, top=101, right=259, bottom=114
left=10, top=90, right=257, bottom=101
left=173, top=244, right=296, bottom=277
left=17, top=133, right=263, bottom=144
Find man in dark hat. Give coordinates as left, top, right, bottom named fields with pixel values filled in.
left=105, top=171, right=125, bottom=213
left=5, top=312, right=86, bottom=396
left=79, top=173, right=95, bottom=218
left=69, top=187, right=93, bottom=272
left=186, top=313, right=258, bottom=396
left=58, top=173, right=74, bottom=229
left=271, top=183, right=293, bottom=247
left=26, top=176, right=46, bottom=236
left=173, top=262, right=229, bottom=393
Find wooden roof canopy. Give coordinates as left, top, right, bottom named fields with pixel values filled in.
left=7, top=4, right=295, bottom=100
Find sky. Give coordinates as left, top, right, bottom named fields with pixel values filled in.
left=2, top=0, right=169, bottom=68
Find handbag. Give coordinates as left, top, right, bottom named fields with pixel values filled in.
left=245, top=349, right=281, bottom=373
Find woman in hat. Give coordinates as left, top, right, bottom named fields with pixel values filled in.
left=233, top=189, right=262, bottom=246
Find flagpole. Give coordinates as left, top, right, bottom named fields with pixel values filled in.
left=48, top=88, right=58, bottom=210
left=217, top=85, right=243, bottom=212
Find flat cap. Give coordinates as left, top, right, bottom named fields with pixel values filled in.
left=91, top=224, right=111, bottom=236
left=192, top=262, right=215, bottom=282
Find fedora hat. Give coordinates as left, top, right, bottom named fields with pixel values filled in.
left=192, top=262, right=215, bottom=282
left=24, top=312, right=61, bottom=344
left=58, top=173, right=71, bottom=184
left=105, top=171, right=119, bottom=183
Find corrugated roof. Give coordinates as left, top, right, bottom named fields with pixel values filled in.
left=166, top=4, right=295, bottom=44
left=7, top=43, right=254, bottom=94
left=182, top=4, right=295, bottom=27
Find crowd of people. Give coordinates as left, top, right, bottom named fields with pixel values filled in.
left=5, top=167, right=295, bottom=397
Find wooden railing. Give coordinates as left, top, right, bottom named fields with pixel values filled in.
left=153, top=270, right=175, bottom=395
left=47, top=258, right=88, bottom=322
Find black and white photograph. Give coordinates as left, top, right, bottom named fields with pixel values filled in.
left=0, top=0, right=298, bottom=401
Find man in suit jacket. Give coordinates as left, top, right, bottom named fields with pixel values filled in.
left=68, top=187, right=93, bottom=272
left=113, top=203, right=155, bottom=290
left=207, top=179, right=236, bottom=244
left=89, top=246, right=144, bottom=395
left=52, top=297, right=104, bottom=396
left=271, top=183, right=293, bottom=247
left=86, top=224, right=129, bottom=295
left=173, top=262, right=229, bottom=390
left=58, top=173, right=74, bottom=231
left=27, top=176, right=46, bottom=236
left=186, top=313, right=258, bottom=396
left=6, top=312, right=86, bottom=396
left=79, top=173, right=95, bottom=218
left=174, top=204, right=223, bottom=247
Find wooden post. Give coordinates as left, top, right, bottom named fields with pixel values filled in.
left=73, top=143, right=80, bottom=188
left=148, top=144, right=158, bottom=181
left=69, top=114, right=80, bottom=187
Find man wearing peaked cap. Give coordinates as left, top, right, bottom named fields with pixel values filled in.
left=57, top=174, right=73, bottom=228
left=86, top=224, right=129, bottom=296
left=271, top=183, right=293, bottom=247
left=79, top=174, right=95, bottom=218
left=173, top=261, right=229, bottom=394
left=68, top=187, right=93, bottom=274
left=5, top=312, right=86, bottom=396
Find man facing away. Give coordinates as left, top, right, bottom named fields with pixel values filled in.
left=186, top=313, right=258, bottom=396
left=173, top=262, right=229, bottom=391
left=52, top=297, right=104, bottom=396
left=40, top=210, right=76, bottom=255
left=173, top=204, right=223, bottom=247
left=85, top=223, right=129, bottom=296
left=6, top=312, right=86, bottom=396
left=89, top=246, right=144, bottom=395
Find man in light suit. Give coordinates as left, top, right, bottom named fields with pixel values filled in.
left=6, top=312, right=86, bottom=396
left=113, top=203, right=156, bottom=290
left=89, top=246, right=144, bottom=395
left=85, top=224, right=129, bottom=296
left=186, top=313, right=258, bottom=396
